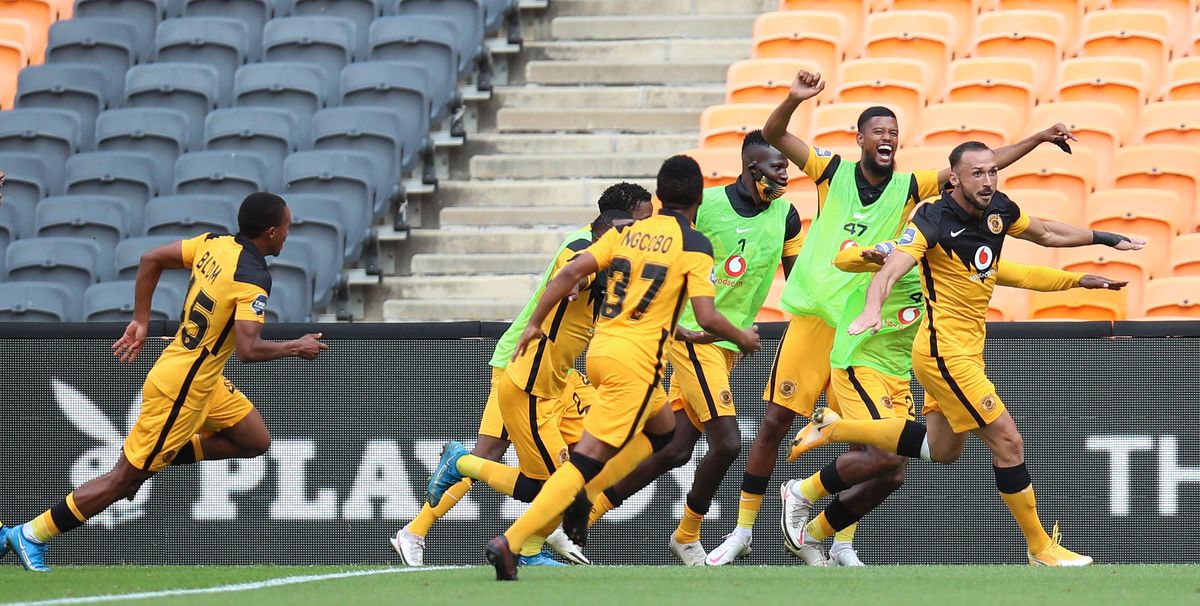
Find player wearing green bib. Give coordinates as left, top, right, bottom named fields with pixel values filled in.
left=583, top=132, right=804, bottom=566
left=728, top=69, right=1080, bottom=565
left=390, top=183, right=652, bottom=567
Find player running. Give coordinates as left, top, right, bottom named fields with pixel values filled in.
left=0, top=193, right=327, bottom=572
left=389, top=184, right=652, bottom=568
left=789, top=141, right=1144, bottom=566
left=714, top=70, right=1079, bottom=564
left=484, top=156, right=761, bottom=580
left=584, top=131, right=803, bottom=566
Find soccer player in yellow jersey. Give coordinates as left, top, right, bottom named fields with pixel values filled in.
left=790, top=141, right=1145, bottom=566
left=1, top=193, right=327, bottom=572
left=724, top=69, right=1079, bottom=563
left=484, top=156, right=761, bottom=580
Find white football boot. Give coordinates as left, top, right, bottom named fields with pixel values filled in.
left=546, top=526, right=591, bottom=565
left=389, top=526, right=425, bottom=567
left=669, top=535, right=707, bottom=566
left=779, top=479, right=813, bottom=555
left=705, top=531, right=752, bottom=566
left=829, top=545, right=866, bottom=567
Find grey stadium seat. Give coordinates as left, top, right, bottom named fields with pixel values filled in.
left=182, top=0, right=271, bottom=61
left=262, top=280, right=296, bottom=323
left=283, top=0, right=382, bottom=59
left=0, top=151, right=51, bottom=237
left=36, top=195, right=131, bottom=281
left=233, top=62, right=325, bottom=142
left=95, top=107, right=191, bottom=193
left=16, top=64, right=111, bottom=149
left=0, top=111, right=78, bottom=197
left=155, top=17, right=251, bottom=107
left=0, top=282, right=78, bottom=322
left=339, top=61, right=430, bottom=173
left=116, top=235, right=191, bottom=297
left=266, top=235, right=314, bottom=321
left=64, top=151, right=158, bottom=235
left=368, top=17, right=460, bottom=123
left=45, top=18, right=138, bottom=102
left=204, top=107, right=297, bottom=190
left=263, top=17, right=356, bottom=100
left=144, top=194, right=239, bottom=238
left=75, top=0, right=166, bottom=62
left=286, top=194, right=343, bottom=303
left=174, top=150, right=270, bottom=198
left=124, top=63, right=220, bottom=150
left=85, top=280, right=185, bottom=321
left=392, top=0, right=483, bottom=75
left=283, top=150, right=375, bottom=262
left=287, top=193, right=358, bottom=261
left=6, top=237, right=103, bottom=308
left=482, top=0, right=514, bottom=38
left=0, top=205, right=16, bottom=275
left=311, top=106, right=405, bottom=209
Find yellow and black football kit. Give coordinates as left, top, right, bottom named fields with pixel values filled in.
left=125, top=233, right=270, bottom=472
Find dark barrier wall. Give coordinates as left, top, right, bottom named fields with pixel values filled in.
left=1, top=322, right=1197, bottom=566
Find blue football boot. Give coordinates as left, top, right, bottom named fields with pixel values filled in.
left=426, top=440, right=468, bottom=506
left=8, top=524, right=51, bottom=571
left=518, top=548, right=568, bottom=567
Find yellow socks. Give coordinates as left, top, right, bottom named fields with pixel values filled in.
left=834, top=522, right=857, bottom=544
left=674, top=504, right=704, bottom=544
left=829, top=418, right=907, bottom=452
left=582, top=434, right=652, bottom=501
left=805, top=512, right=836, bottom=542
left=995, top=464, right=1051, bottom=554
left=504, top=463, right=585, bottom=550
left=736, top=492, right=763, bottom=529
left=799, top=473, right=829, bottom=502
left=408, top=478, right=473, bottom=537
left=519, top=519, right=560, bottom=557
left=588, top=491, right=615, bottom=527
left=28, top=492, right=86, bottom=543
left=457, top=455, right=518, bottom=498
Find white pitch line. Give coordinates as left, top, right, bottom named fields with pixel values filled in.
left=4, top=566, right=463, bottom=606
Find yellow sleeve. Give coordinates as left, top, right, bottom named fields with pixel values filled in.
left=233, top=282, right=269, bottom=323
left=552, top=245, right=594, bottom=291
left=833, top=244, right=886, bottom=274
left=179, top=233, right=210, bottom=268
left=1008, top=208, right=1031, bottom=237
left=587, top=228, right=620, bottom=271
left=802, top=149, right=835, bottom=182
left=913, top=169, right=941, bottom=201
left=995, top=260, right=1083, bottom=292
left=682, top=251, right=716, bottom=299
left=895, top=222, right=930, bottom=263
left=782, top=232, right=804, bottom=258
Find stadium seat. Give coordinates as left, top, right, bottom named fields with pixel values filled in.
left=0, top=282, right=76, bottom=321
left=1168, top=233, right=1200, bottom=277
left=232, top=62, right=326, bottom=143
left=915, top=102, right=1017, bottom=149
left=1003, top=188, right=1080, bottom=225
left=1139, top=277, right=1200, bottom=318
left=1086, top=189, right=1188, bottom=259
left=115, top=235, right=190, bottom=295
left=35, top=194, right=129, bottom=280
left=725, top=58, right=822, bottom=105
left=680, top=147, right=740, bottom=189
left=311, top=106, right=406, bottom=208
left=699, top=103, right=791, bottom=149
left=182, top=0, right=270, bottom=61
left=283, top=150, right=376, bottom=260
left=809, top=102, right=910, bottom=150
left=204, top=107, right=298, bottom=193
left=1028, top=288, right=1127, bottom=321
left=144, top=194, right=239, bottom=238
left=0, top=18, right=29, bottom=108
left=45, top=18, right=137, bottom=102
left=1166, top=57, right=1200, bottom=101
left=6, top=237, right=102, bottom=301
left=1002, top=145, right=1099, bottom=208
left=0, top=0, right=54, bottom=64
left=1111, top=145, right=1200, bottom=228
left=944, top=57, right=1037, bottom=115
left=750, top=11, right=846, bottom=83
left=266, top=234, right=315, bottom=321
left=834, top=58, right=929, bottom=128
left=63, top=151, right=157, bottom=234
left=480, top=0, right=512, bottom=38
left=124, top=63, right=220, bottom=151
left=16, top=63, right=110, bottom=149
left=0, top=151, right=49, bottom=236
left=972, top=10, right=1065, bottom=97
left=756, top=277, right=789, bottom=322
left=1135, top=101, right=1200, bottom=146
left=894, top=145, right=952, bottom=175
left=861, top=10, right=954, bottom=85
left=287, top=192, right=357, bottom=262
left=339, top=61, right=431, bottom=174
left=263, top=16, right=356, bottom=100
left=1078, top=9, right=1170, bottom=96
left=84, top=280, right=184, bottom=321
left=155, top=18, right=251, bottom=107
left=286, top=0, right=384, bottom=59
left=367, top=17, right=460, bottom=124
left=890, top=0, right=984, bottom=55
left=391, top=0, right=483, bottom=75
left=790, top=191, right=816, bottom=234
left=95, top=107, right=190, bottom=192
left=74, top=0, right=164, bottom=62
left=1056, top=57, right=1148, bottom=121
left=1057, top=241, right=1159, bottom=310
left=994, top=0, right=1082, bottom=46
left=1108, top=0, right=1195, bottom=58
left=1000, top=237, right=1056, bottom=268
left=1028, top=101, right=1127, bottom=173
left=174, top=150, right=270, bottom=199
left=0, top=203, right=15, bottom=271
left=988, top=284, right=1030, bottom=321
left=777, top=0, right=866, bottom=55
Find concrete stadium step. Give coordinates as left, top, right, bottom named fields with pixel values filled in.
left=382, top=275, right=540, bottom=300
left=546, top=0, right=776, bottom=17
left=405, top=228, right=573, bottom=254
left=440, top=206, right=596, bottom=227
left=433, top=178, right=655, bottom=207
left=470, top=153, right=664, bottom=179
left=524, top=39, right=750, bottom=63
left=526, top=61, right=729, bottom=85
left=467, top=133, right=698, bottom=155
left=410, top=253, right=554, bottom=276
left=382, top=298, right=526, bottom=322
left=492, top=85, right=725, bottom=110
left=551, top=15, right=757, bottom=40
left=496, top=108, right=702, bottom=132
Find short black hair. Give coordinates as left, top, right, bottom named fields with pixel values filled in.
left=592, top=209, right=633, bottom=239
left=856, top=106, right=897, bottom=131
left=741, top=129, right=771, bottom=153
left=238, top=192, right=288, bottom=238
left=948, top=141, right=992, bottom=168
left=656, top=155, right=704, bottom=210
left=597, top=182, right=651, bottom=214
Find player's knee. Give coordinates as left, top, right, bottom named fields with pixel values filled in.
left=756, top=412, right=791, bottom=444
left=866, top=450, right=906, bottom=476
left=661, top=443, right=692, bottom=469
left=240, top=434, right=272, bottom=458
left=882, top=464, right=907, bottom=492
left=707, top=430, right=741, bottom=462
left=648, top=427, right=675, bottom=455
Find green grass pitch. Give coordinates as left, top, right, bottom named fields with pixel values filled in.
left=1, top=565, right=1198, bottom=606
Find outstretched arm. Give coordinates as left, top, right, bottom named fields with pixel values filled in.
left=690, top=296, right=760, bottom=354
left=996, top=260, right=1126, bottom=292
left=936, top=123, right=1076, bottom=186
left=847, top=252, right=919, bottom=335
left=234, top=321, right=327, bottom=362
left=763, top=70, right=825, bottom=169
left=1016, top=217, right=1146, bottom=250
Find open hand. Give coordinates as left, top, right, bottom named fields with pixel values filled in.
left=1114, top=236, right=1146, bottom=251
left=112, top=320, right=148, bottom=364
left=1079, top=275, right=1128, bottom=290
left=861, top=248, right=888, bottom=265
left=513, top=324, right=545, bottom=361
left=847, top=312, right=883, bottom=336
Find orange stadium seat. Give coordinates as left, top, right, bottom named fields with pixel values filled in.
left=1003, top=188, right=1081, bottom=225
left=1028, top=288, right=1128, bottom=321
left=861, top=11, right=955, bottom=84
left=1192, top=10, right=1200, bottom=57
left=1112, top=145, right=1200, bottom=227
left=1002, top=237, right=1057, bottom=267
left=915, top=101, right=1018, bottom=149
left=757, top=277, right=790, bottom=322
left=1168, top=233, right=1200, bottom=276
left=1002, top=145, right=1100, bottom=207
left=1057, top=57, right=1149, bottom=120
left=890, top=0, right=985, bottom=56
left=1078, top=9, right=1170, bottom=96
left=778, top=0, right=868, bottom=54
left=0, top=0, right=54, bottom=64
left=726, top=58, right=823, bottom=105
left=1028, top=101, right=1128, bottom=172
left=1166, top=57, right=1200, bottom=100
left=944, top=57, right=1037, bottom=115
left=994, top=0, right=1083, bottom=47
left=834, top=58, right=929, bottom=130
left=1086, top=189, right=1189, bottom=255
left=1108, top=0, right=1195, bottom=57
left=895, top=145, right=952, bottom=175
left=0, top=18, right=29, bottom=109
left=51, top=0, right=67, bottom=18
left=988, top=285, right=1030, bottom=321
left=1140, top=276, right=1200, bottom=318
left=1058, top=236, right=1164, bottom=312
left=752, top=11, right=846, bottom=84
left=972, top=10, right=1066, bottom=97
left=1135, top=101, right=1200, bottom=146
left=699, top=104, right=803, bottom=149
left=683, top=147, right=741, bottom=188
left=810, top=102, right=911, bottom=150
left=791, top=192, right=817, bottom=234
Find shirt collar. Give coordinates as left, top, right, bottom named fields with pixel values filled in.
left=235, top=233, right=268, bottom=265
left=854, top=162, right=892, bottom=203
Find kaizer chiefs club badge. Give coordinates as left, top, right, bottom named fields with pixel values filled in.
left=987, top=213, right=1004, bottom=235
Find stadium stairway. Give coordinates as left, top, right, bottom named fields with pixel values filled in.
left=370, top=0, right=774, bottom=321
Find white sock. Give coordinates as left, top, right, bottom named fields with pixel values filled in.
left=21, top=524, right=43, bottom=544
left=731, top=526, right=752, bottom=541
left=920, top=436, right=931, bottom=461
